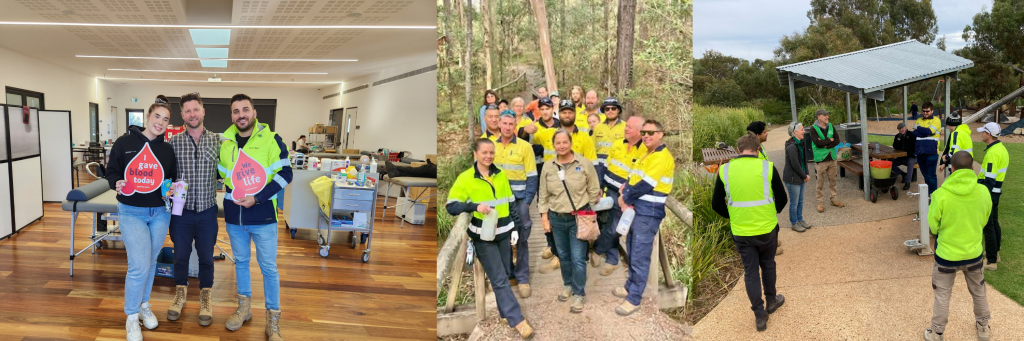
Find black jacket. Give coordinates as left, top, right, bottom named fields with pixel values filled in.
left=783, top=137, right=808, bottom=184
left=711, top=155, right=788, bottom=221
left=893, top=131, right=917, bottom=156
left=808, top=123, right=840, bottom=162
left=105, top=126, right=178, bottom=207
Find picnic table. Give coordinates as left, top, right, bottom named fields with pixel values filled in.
left=851, top=143, right=907, bottom=160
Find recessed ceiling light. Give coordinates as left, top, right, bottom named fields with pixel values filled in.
left=78, top=55, right=357, bottom=62
left=0, top=21, right=434, bottom=29
left=100, top=77, right=344, bottom=84
left=107, top=69, right=328, bottom=75
left=200, top=60, right=228, bottom=68
left=189, top=29, right=231, bottom=45
left=196, top=48, right=229, bottom=59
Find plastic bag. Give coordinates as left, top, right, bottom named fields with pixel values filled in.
left=310, top=176, right=334, bottom=216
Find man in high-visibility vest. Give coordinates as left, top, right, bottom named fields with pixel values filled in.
left=747, top=121, right=770, bottom=161
left=218, top=94, right=292, bottom=340
left=495, top=112, right=539, bottom=297
left=576, top=90, right=605, bottom=133
left=912, top=101, right=943, bottom=196
left=613, top=119, right=675, bottom=317
left=480, top=104, right=500, bottom=141
left=808, top=109, right=844, bottom=212
left=593, top=116, right=646, bottom=276
left=593, top=97, right=626, bottom=184
left=940, top=113, right=972, bottom=175
left=923, top=151, right=991, bottom=341
left=977, top=122, right=1008, bottom=271
left=521, top=97, right=561, bottom=272
left=711, top=131, right=788, bottom=332
left=534, top=100, right=597, bottom=163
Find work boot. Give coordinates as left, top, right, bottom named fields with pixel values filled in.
left=167, top=285, right=187, bottom=321
left=615, top=301, right=640, bottom=316
left=831, top=199, right=845, bottom=208
left=756, top=314, right=769, bottom=332
left=817, top=204, right=825, bottom=213
left=126, top=313, right=143, bottom=341
left=140, top=302, right=158, bottom=329
left=799, top=221, right=812, bottom=229
left=266, top=309, right=283, bottom=341
left=984, top=262, right=997, bottom=271
left=541, top=247, right=554, bottom=260
left=792, top=223, right=806, bottom=232
left=515, top=320, right=535, bottom=340
left=558, top=286, right=572, bottom=302
left=612, top=287, right=628, bottom=298
left=766, top=294, right=785, bottom=314
left=538, top=258, right=559, bottom=274
left=518, top=284, right=532, bottom=298
left=776, top=247, right=784, bottom=255
left=600, top=263, right=617, bottom=276
left=903, top=183, right=911, bottom=190
left=977, top=322, right=991, bottom=341
left=225, top=294, right=252, bottom=331
left=570, top=295, right=584, bottom=313
left=590, top=252, right=604, bottom=267
left=199, top=288, right=213, bottom=326
left=923, top=328, right=944, bottom=341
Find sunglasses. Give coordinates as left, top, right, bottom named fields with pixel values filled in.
left=603, top=107, right=619, bottom=111
left=640, top=130, right=662, bottom=136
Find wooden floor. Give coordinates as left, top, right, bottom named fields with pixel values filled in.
left=0, top=176, right=437, bottom=341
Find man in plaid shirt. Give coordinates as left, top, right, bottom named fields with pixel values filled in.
left=166, top=92, right=222, bottom=327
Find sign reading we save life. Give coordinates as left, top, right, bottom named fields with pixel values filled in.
left=230, top=149, right=273, bottom=201
left=121, top=143, right=164, bottom=195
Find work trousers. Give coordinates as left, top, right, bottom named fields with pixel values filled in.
left=930, top=259, right=990, bottom=333
left=814, top=159, right=839, bottom=205
left=472, top=232, right=524, bottom=328
left=984, top=194, right=1002, bottom=264
left=169, top=205, right=219, bottom=288
left=733, top=226, right=780, bottom=318
left=623, top=214, right=662, bottom=306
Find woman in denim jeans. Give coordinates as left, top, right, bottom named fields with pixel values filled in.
left=105, top=95, right=177, bottom=341
left=782, top=121, right=812, bottom=232
left=538, top=129, right=601, bottom=313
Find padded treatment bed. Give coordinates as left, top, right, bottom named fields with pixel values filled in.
left=381, top=176, right=437, bottom=228
left=62, top=181, right=232, bottom=276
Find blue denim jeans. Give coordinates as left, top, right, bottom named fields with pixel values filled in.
left=624, top=214, right=661, bottom=306
left=919, top=154, right=939, bottom=196
left=118, top=203, right=171, bottom=316
left=169, top=205, right=219, bottom=288
left=550, top=212, right=588, bottom=296
left=227, top=223, right=281, bottom=310
left=784, top=182, right=805, bottom=225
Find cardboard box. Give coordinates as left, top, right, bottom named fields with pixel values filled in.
left=308, top=127, right=314, bottom=133
left=426, top=154, right=437, bottom=164
left=343, top=149, right=360, bottom=154
left=407, top=187, right=436, bottom=210
left=324, top=126, right=337, bottom=134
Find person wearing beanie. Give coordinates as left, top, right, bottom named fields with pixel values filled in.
left=940, top=113, right=972, bottom=175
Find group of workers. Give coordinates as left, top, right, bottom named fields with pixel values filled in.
left=719, top=101, right=1008, bottom=339
left=448, top=85, right=676, bottom=339
left=106, top=93, right=291, bottom=341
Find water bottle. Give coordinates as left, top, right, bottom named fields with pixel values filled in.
left=343, top=156, right=351, bottom=169
left=479, top=209, right=498, bottom=241
left=370, top=157, right=378, bottom=173
left=357, top=166, right=367, bottom=187
left=616, top=207, right=635, bottom=235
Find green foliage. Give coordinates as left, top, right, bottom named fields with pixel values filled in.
left=966, top=0, right=1024, bottom=66
left=797, top=104, right=849, bottom=128
left=692, top=104, right=765, bottom=162
left=756, top=99, right=792, bottom=124
left=807, top=0, right=938, bottom=48
left=970, top=144, right=1024, bottom=306
left=685, top=167, right=736, bottom=298
left=774, top=17, right=863, bottom=65
left=437, top=153, right=474, bottom=244
left=696, top=79, right=745, bottom=107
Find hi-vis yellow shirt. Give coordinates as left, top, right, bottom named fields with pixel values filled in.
left=605, top=139, right=647, bottom=190
left=593, top=119, right=625, bottom=166
left=622, top=144, right=674, bottom=219
left=533, top=124, right=597, bottom=163
left=493, top=135, right=538, bottom=198
left=575, top=110, right=606, bottom=134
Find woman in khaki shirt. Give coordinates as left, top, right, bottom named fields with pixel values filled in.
left=538, top=129, right=601, bottom=313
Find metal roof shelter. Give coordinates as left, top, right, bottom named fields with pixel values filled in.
left=775, top=40, right=974, bottom=201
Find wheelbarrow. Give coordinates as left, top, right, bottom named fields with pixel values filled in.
left=870, top=174, right=899, bottom=203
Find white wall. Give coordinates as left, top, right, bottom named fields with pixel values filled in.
left=110, top=83, right=325, bottom=145
left=0, top=45, right=102, bottom=144
left=325, top=53, right=437, bottom=159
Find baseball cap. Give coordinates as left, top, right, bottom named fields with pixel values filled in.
left=978, top=122, right=1000, bottom=137
left=558, top=99, right=575, bottom=111
left=537, top=97, right=554, bottom=108
left=815, top=108, right=830, bottom=117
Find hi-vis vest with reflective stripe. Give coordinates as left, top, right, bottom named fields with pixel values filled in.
left=447, top=164, right=517, bottom=235
left=979, top=141, right=1009, bottom=194
left=480, top=130, right=499, bottom=142
left=947, top=124, right=973, bottom=157
left=493, top=136, right=537, bottom=196
left=593, top=119, right=625, bottom=166
left=605, top=139, right=647, bottom=190
left=720, top=157, right=777, bottom=236
left=625, top=144, right=674, bottom=218
left=218, top=121, right=290, bottom=207
left=915, top=116, right=942, bottom=154
left=530, top=119, right=559, bottom=162
left=533, top=124, right=597, bottom=163
left=576, top=111, right=606, bottom=133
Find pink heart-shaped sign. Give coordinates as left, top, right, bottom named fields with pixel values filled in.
left=121, top=143, right=164, bottom=196
left=230, top=149, right=271, bottom=201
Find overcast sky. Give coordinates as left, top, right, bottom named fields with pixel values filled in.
left=693, top=0, right=994, bottom=61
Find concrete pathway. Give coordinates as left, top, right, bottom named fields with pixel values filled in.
left=693, top=213, right=1024, bottom=340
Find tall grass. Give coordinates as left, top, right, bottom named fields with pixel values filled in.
left=685, top=166, right=736, bottom=296
left=693, top=104, right=766, bottom=162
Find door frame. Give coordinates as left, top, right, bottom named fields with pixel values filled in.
left=343, top=106, right=358, bottom=150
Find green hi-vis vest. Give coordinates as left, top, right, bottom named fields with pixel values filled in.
left=720, top=157, right=777, bottom=236
left=812, top=123, right=837, bottom=162
left=446, top=163, right=517, bottom=235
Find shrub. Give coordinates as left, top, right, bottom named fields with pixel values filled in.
left=797, top=104, right=848, bottom=128
left=697, top=78, right=745, bottom=107
left=692, top=104, right=765, bottom=162
left=437, top=152, right=474, bottom=244
left=685, top=167, right=735, bottom=297
left=757, top=99, right=791, bottom=124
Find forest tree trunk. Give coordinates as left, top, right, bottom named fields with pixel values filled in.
left=530, top=0, right=558, bottom=93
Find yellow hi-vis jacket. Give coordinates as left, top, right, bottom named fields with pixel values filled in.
left=978, top=140, right=1009, bottom=194
left=604, top=139, right=647, bottom=190
left=621, top=144, right=674, bottom=219
left=912, top=116, right=942, bottom=155
left=533, top=124, right=597, bottom=163
left=944, top=124, right=973, bottom=158
left=445, top=163, right=521, bottom=239
left=494, top=135, right=539, bottom=200
left=593, top=119, right=625, bottom=167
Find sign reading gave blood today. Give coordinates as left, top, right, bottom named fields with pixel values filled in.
left=121, top=143, right=164, bottom=196
left=230, top=149, right=272, bottom=201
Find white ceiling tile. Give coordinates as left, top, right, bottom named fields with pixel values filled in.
left=57, top=0, right=101, bottom=12
left=115, top=14, right=147, bottom=24
left=15, top=0, right=60, bottom=11
left=143, top=0, right=173, bottom=13
left=320, top=1, right=362, bottom=14
left=240, top=0, right=269, bottom=14
left=100, top=0, right=141, bottom=12
left=275, top=1, right=314, bottom=14
left=363, top=0, right=411, bottom=14
left=153, top=14, right=177, bottom=24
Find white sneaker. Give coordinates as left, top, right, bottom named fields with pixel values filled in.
left=139, top=302, right=158, bottom=330
left=126, top=313, right=143, bottom=341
